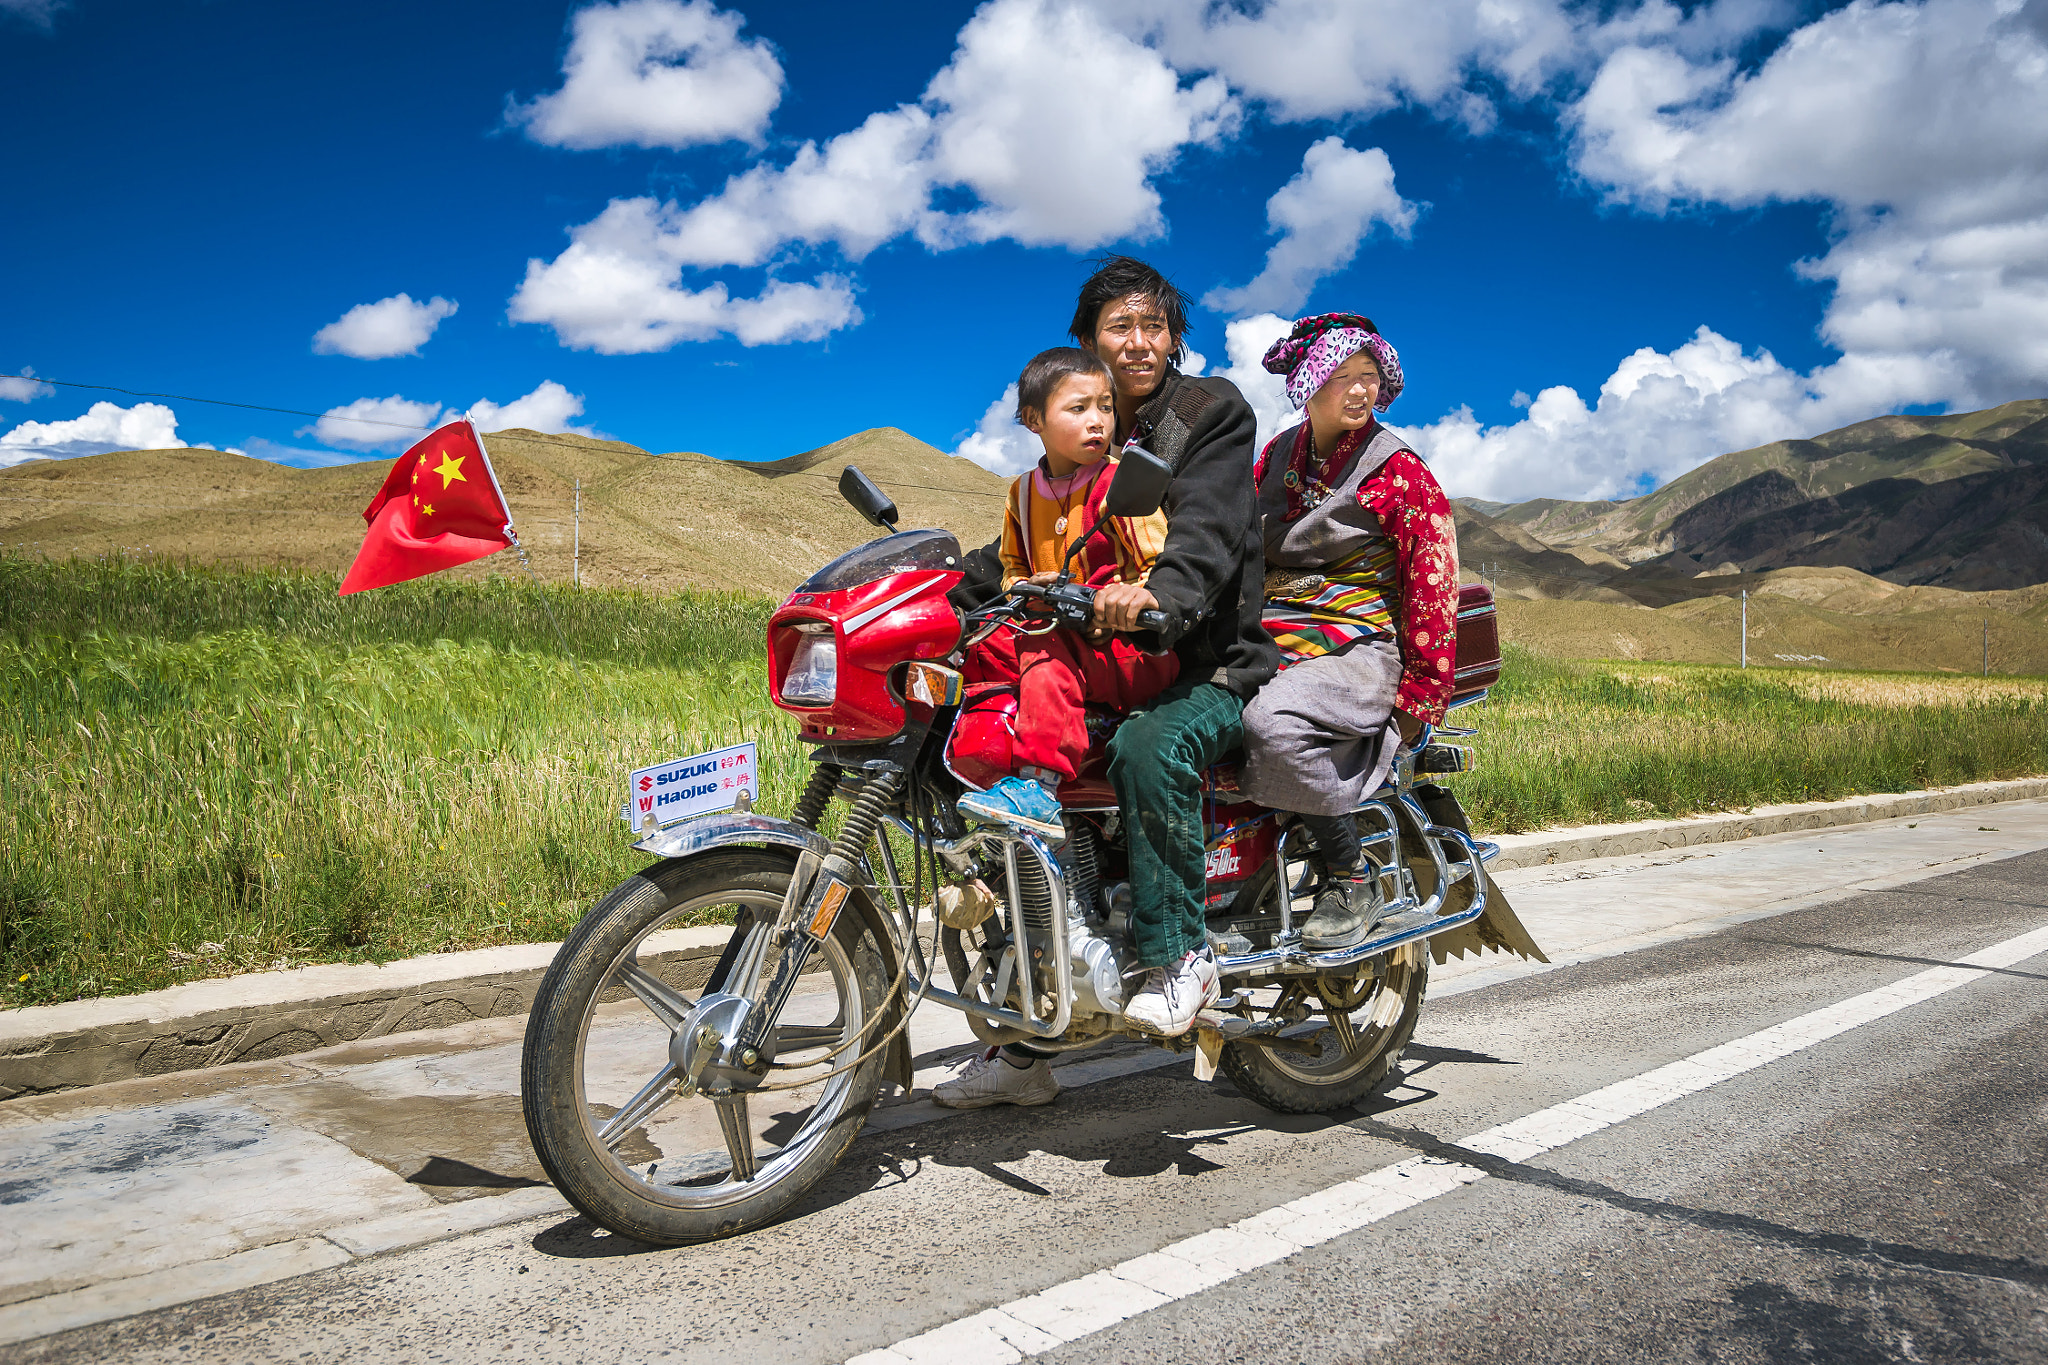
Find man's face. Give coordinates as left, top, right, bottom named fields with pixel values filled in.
left=1084, top=293, right=1177, bottom=401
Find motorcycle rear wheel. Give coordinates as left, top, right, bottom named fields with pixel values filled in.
left=521, top=849, right=889, bottom=1245
left=1219, top=942, right=1427, bottom=1114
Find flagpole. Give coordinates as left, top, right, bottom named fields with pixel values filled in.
left=464, top=418, right=598, bottom=713
left=465, top=417, right=518, bottom=545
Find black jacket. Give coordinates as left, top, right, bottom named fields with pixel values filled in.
left=1123, top=370, right=1279, bottom=696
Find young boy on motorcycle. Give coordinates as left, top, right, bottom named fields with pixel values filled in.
left=953, top=347, right=1180, bottom=839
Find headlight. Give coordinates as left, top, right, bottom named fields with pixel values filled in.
left=780, top=625, right=838, bottom=707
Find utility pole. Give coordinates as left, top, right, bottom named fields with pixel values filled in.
left=1740, top=589, right=1748, bottom=669
left=573, top=479, right=581, bottom=588
left=1984, top=617, right=1989, bottom=676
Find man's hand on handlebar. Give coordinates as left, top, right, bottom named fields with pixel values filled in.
left=1092, top=581, right=1160, bottom=632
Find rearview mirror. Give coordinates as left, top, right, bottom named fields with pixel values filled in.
left=1103, top=441, right=1172, bottom=518
left=839, top=465, right=899, bottom=531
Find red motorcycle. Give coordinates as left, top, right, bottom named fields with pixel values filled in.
left=522, top=454, right=1541, bottom=1244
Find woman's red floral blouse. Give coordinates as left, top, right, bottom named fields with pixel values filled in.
left=1360, top=448, right=1460, bottom=723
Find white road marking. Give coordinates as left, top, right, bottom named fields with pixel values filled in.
left=847, top=921, right=2048, bottom=1365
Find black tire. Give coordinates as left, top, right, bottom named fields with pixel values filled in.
left=521, top=848, right=889, bottom=1245
left=1218, top=943, right=1429, bottom=1114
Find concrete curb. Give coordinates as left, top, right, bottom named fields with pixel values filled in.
left=5, top=775, right=2043, bottom=1099
left=0, top=925, right=730, bottom=1101
left=1485, top=776, right=2048, bottom=869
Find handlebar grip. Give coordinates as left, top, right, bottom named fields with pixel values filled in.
left=1136, top=608, right=1169, bottom=632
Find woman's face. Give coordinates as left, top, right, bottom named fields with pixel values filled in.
left=1306, top=351, right=1381, bottom=434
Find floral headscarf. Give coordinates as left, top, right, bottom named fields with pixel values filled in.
left=1261, top=311, right=1404, bottom=412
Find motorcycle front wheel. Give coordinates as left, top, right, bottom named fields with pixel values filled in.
left=521, top=849, right=889, bottom=1245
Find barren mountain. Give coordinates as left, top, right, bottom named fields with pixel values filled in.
left=0, top=427, right=1008, bottom=595
left=1482, top=399, right=2048, bottom=587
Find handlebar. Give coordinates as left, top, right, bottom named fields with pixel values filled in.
left=1002, top=580, right=1169, bottom=634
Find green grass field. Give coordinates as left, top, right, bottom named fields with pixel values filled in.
left=6, top=552, right=2045, bottom=1008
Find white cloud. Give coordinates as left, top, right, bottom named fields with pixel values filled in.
left=0, top=401, right=184, bottom=467
left=509, top=0, right=783, bottom=150
left=0, top=368, right=53, bottom=402
left=304, top=395, right=445, bottom=451
left=508, top=209, right=862, bottom=353
left=955, top=384, right=1041, bottom=476
left=1210, top=313, right=1297, bottom=454
left=312, top=294, right=458, bottom=359
left=467, top=380, right=601, bottom=436
left=919, top=0, right=1238, bottom=250
left=1569, top=0, right=2048, bottom=413
left=306, top=383, right=604, bottom=451
left=1103, top=0, right=1582, bottom=128
left=1404, top=325, right=1953, bottom=503
left=1205, top=138, right=1419, bottom=317
left=510, top=0, right=1233, bottom=352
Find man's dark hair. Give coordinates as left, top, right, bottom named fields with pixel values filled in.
left=1068, top=255, right=1193, bottom=365
left=1015, top=346, right=1113, bottom=422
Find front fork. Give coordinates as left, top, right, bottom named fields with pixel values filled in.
left=677, top=764, right=900, bottom=1097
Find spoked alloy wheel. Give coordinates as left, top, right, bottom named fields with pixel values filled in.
left=522, top=849, right=888, bottom=1245
left=1219, top=942, right=1428, bottom=1114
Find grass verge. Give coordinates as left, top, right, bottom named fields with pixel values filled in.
left=5, top=552, right=2045, bottom=1007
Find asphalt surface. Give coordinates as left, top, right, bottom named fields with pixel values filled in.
left=8, top=843, right=2043, bottom=1364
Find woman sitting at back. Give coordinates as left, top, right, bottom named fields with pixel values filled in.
left=1238, top=313, right=1461, bottom=949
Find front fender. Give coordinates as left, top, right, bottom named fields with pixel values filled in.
left=631, top=813, right=914, bottom=1095
left=632, top=811, right=833, bottom=861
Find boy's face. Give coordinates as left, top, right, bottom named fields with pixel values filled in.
left=1083, top=293, right=1177, bottom=401
left=1023, top=371, right=1116, bottom=473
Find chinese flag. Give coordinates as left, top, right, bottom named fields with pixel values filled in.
left=339, top=420, right=516, bottom=595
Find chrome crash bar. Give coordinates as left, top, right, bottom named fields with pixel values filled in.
left=1214, top=791, right=1499, bottom=978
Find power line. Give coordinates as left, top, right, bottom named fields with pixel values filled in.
left=10, top=372, right=1011, bottom=501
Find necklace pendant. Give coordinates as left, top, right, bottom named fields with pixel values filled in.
left=1054, top=515, right=1068, bottom=534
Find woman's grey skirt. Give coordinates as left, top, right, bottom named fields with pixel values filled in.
left=1237, top=637, right=1402, bottom=815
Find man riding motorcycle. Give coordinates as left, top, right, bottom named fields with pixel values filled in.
left=936, top=256, right=1280, bottom=1106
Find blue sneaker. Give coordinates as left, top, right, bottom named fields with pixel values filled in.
left=958, top=776, right=1067, bottom=843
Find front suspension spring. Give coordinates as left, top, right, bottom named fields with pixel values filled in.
left=790, top=762, right=843, bottom=830
left=828, top=769, right=899, bottom=863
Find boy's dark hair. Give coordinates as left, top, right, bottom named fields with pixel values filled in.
left=1015, top=346, right=1113, bottom=423
left=1067, top=254, right=1193, bottom=365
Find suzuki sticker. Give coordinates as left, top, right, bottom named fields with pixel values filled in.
left=623, top=742, right=757, bottom=833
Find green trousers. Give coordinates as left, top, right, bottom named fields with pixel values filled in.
left=1106, top=678, right=1245, bottom=967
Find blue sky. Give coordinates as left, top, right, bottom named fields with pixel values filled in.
left=3, top=0, right=2042, bottom=502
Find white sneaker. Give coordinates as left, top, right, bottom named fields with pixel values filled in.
left=1122, top=948, right=1221, bottom=1038
left=931, top=1047, right=1060, bottom=1109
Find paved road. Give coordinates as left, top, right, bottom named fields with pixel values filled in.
left=4, top=807, right=2046, bottom=1363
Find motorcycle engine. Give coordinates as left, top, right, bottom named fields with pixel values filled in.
left=1061, top=823, right=1137, bottom=1019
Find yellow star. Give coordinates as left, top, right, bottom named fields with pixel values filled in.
left=422, top=503, right=436, bottom=517
left=433, top=451, right=469, bottom=489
